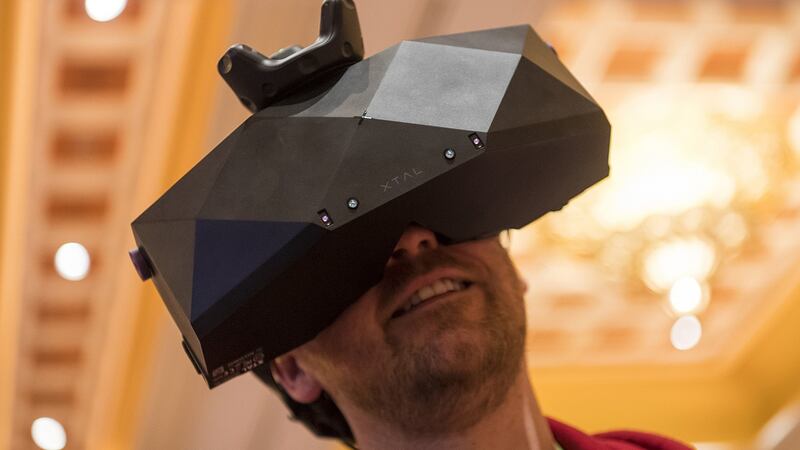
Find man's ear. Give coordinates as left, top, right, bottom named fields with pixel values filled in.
left=270, top=355, right=323, bottom=404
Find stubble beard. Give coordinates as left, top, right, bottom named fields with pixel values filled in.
left=340, top=249, right=528, bottom=436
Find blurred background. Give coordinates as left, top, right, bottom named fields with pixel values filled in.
left=0, top=0, right=799, bottom=449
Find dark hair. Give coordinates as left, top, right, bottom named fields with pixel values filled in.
left=253, top=364, right=356, bottom=448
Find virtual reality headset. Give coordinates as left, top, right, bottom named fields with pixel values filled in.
left=129, top=0, right=610, bottom=388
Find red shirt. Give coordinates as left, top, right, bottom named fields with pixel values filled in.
left=549, top=418, right=694, bottom=450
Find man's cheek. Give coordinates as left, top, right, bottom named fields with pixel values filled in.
left=317, top=323, right=375, bottom=362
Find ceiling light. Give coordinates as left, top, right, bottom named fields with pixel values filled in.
left=713, top=212, right=748, bottom=249
left=54, top=242, right=91, bottom=281
left=31, top=417, right=66, bottom=450
left=84, top=0, right=127, bottom=22
left=669, top=277, right=705, bottom=315
left=642, top=238, right=716, bottom=292
left=670, top=315, right=702, bottom=351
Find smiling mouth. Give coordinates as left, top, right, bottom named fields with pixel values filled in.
left=390, top=278, right=473, bottom=319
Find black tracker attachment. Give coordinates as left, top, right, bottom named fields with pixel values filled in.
left=218, top=0, right=364, bottom=112
left=129, top=0, right=611, bottom=389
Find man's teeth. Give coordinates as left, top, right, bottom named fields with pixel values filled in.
left=403, top=278, right=467, bottom=313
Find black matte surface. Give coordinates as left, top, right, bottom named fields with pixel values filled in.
left=131, top=23, right=610, bottom=388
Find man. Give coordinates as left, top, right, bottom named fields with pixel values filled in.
left=269, top=224, right=692, bottom=450
left=129, top=3, right=694, bottom=448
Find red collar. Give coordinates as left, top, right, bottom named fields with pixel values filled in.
left=548, top=417, right=693, bottom=450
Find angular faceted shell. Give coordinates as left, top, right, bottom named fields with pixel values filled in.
left=131, top=25, right=610, bottom=387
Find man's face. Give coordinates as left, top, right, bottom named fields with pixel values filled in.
left=287, top=225, right=528, bottom=434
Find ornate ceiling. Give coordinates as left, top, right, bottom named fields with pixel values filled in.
left=0, top=0, right=798, bottom=449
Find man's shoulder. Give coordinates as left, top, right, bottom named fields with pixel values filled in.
left=547, top=417, right=694, bottom=450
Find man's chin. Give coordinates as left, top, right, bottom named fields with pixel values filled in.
left=433, top=337, right=489, bottom=375
left=384, top=326, right=520, bottom=435
left=399, top=324, right=494, bottom=381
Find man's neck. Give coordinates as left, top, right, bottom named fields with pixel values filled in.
left=342, top=369, right=555, bottom=450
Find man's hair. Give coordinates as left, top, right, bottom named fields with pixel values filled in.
left=253, top=364, right=356, bottom=448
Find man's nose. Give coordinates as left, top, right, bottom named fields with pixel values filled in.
left=388, top=224, right=439, bottom=264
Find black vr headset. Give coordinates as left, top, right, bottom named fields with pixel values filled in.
left=128, top=0, right=610, bottom=392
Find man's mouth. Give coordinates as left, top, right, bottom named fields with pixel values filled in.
left=390, top=278, right=472, bottom=319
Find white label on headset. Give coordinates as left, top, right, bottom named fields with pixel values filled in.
left=211, top=347, right=266, bottom=385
